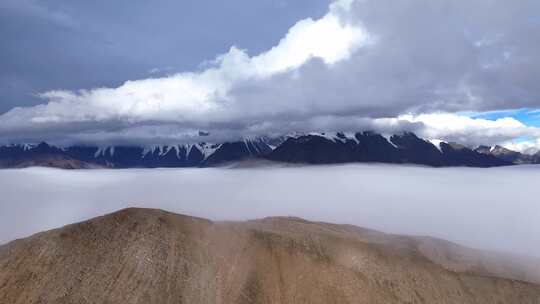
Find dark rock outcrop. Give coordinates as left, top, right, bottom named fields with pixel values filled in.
left=267, top=134, right=355, bottom=164
left=441, top=142, right=511, bottom=167
left=390, top=132, right=444, bottom=166
left=267, top=132, right=513, bottom=167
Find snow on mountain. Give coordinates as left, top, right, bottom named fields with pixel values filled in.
left=428, top=139, right=444, bottom=152
left=94, top=147, right=115, bottom=158
left=1, top=132, right=537, bottom=169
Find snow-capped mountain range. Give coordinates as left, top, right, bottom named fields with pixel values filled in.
left=1, top=131, right=539, bottom=169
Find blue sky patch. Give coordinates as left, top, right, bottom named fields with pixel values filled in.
left=470, top=108, right=540, bottom=127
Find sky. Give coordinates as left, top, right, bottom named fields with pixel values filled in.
left=1, top=0, right=540, bottom=152
left=1, top=164, right=539, bottom=258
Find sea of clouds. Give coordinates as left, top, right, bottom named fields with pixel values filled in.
left=0, top=164, right=539, bottom=258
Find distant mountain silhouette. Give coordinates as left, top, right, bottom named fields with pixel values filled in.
left=1, top=131, right=537, bottom=169
left=267, top=132, right=512, bottom=167
left=475, top=145, right=540, bottom=164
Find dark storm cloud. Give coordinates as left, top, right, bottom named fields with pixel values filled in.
left=0, top=0, right=329, bottom=112
left=236, top=0, right=540, bottom=117
left=1, top=0, right=540, bottom=148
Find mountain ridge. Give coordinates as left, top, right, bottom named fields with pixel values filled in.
left=1, top=208, right=539, bottom=304
left=1, top=131, right=538, bottom=169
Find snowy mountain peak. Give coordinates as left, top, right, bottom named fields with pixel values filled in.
left=428, top=139, right=445, bottom=152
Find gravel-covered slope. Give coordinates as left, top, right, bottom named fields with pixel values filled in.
left=0, top=208, right=539, bottom=304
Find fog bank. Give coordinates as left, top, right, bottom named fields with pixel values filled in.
left=0, top=164, right=538, bottom=258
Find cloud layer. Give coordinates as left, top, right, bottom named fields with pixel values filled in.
left=1, top=0, right=540, bottom=147
left=1, top=165, right=539, bottom=258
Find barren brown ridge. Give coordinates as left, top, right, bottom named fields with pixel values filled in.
left=0, top=208, right=539, bottom=303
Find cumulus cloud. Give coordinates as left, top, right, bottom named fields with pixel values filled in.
left=395, top=113, right=540, bottom=151
left=0, top=0, right=368, bottom=140
left=503, top=139, right=540, bottom=155
left=1, top=0, right=540, bottom=146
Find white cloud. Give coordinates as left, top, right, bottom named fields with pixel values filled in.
left=1, top=0, right=540, bottom=146
left=0, top=0, right=368, bottom=132
left=248, top=13, right=367, bottom=75
left=393, top=113, right=540, bottom=151
left=502, top=139, right=540, bottom=155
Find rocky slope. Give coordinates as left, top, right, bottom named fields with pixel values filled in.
left=0, top=139, right=275, bottom=169
left=0, top=142, right=100, bottom=169
left=1, top=208, right=539, bottom=303
left=475, top=145, right=540, bottom=164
